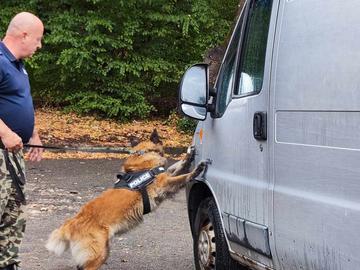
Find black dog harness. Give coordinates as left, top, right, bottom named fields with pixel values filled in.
left=114, top=166, right=165, bottom=214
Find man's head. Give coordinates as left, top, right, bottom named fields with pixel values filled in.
left=3, top=12, right=44, bottom=59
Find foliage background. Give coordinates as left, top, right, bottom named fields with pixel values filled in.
left=0, top=0, right=239, bottom=121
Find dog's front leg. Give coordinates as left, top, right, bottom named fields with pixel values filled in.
left=188, top=160, right=207, bottom=180
left=167, top=159, right=189, bottom=176
left=166, top=160, right=207, bottom=188
left=167, top=146, right=195, bottom=176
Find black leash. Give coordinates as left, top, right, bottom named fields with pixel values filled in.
left=24, top=144, right=188, bottom=155
left=24, top=144, right=136, bottom=154
left=3, top=151, right=26, bottom=204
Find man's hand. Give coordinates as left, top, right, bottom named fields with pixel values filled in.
left=27, top=130, right=43, bottom=162
left=1, top=130, right=23, bottom=152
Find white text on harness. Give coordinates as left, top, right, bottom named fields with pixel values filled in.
left=128, top=172, right=152, bottom=189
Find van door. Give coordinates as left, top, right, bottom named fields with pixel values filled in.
left=271, top=1, right=360, bottom=269
left=201, top=0, right=277, bottom=266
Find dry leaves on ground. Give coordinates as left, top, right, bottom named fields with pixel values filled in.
left=33, top=108, right=193, bottom=160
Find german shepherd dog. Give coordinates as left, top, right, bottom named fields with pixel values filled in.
left=46, top=129, right=205, bottom=270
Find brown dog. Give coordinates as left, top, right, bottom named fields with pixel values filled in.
left=46, top=130, right=205, bottom=270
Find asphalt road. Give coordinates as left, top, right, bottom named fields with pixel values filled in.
left=19, top=159, right=194, bottom=270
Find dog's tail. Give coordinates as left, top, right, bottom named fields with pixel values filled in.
left=46, top=227, right=69, bottom=256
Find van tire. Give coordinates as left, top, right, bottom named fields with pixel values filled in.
left=193, top=197, right=244, bottom=270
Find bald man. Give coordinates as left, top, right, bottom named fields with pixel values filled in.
left=0, top=12, right=44, bottom=270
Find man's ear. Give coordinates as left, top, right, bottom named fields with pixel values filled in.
left=22, top=31, right=29, bottom=38
left=150, top=129, right=162, bottom=145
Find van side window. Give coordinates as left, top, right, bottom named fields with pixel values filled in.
left=235, top=0, right=272, bottom=96
left=216, top=14, right=244, bottom=115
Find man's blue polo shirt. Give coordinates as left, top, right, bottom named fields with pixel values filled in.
left=0, top=42, right=34, bottom=143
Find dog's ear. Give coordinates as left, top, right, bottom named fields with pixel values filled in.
left=129, top=136, right=140, bottom=147
left=150, top=129, right=162, bottom=145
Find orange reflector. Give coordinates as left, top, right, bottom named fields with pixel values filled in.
left=199, top=128, right=203, bottom=144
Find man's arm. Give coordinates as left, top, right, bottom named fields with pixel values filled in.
left=27, top=126, right=43, bottom=162
left=0, top=119, right=23, bottom=151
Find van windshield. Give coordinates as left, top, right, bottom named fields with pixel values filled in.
left=216, top=7, right=244, bottom=115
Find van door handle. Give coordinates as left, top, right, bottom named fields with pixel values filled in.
left=253, top=112, right=267, bottom=141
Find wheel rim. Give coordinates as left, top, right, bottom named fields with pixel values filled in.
left=198, top=221, right=216, bottom=269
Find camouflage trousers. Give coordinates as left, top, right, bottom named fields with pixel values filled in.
left=0, top=150, right=26, bottom=268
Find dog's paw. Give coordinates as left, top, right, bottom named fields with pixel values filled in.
left=190, top=160, right=208, bottom=179
left=181, top=145, right=195, bottom=168
left=167, top=146, right=196, bottom=176
left=186, top=145, right=195, bottom=162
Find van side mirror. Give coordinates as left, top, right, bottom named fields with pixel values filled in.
left=179, top=64, right=209, bottom=121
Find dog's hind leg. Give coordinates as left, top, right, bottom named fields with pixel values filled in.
left=76, top=232, right=110, bottom=270
left=84, top=241, right=109, bottom=270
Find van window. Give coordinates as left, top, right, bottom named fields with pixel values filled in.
left=235, top=0, right=272, bottom=95
left=216, top=13, right=244, bottom=115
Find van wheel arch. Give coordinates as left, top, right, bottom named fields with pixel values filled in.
left=191, top=195, right=246, bottom=270
left=188, top=183, right=212, bottom=236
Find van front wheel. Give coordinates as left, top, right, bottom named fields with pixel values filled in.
left=193, top=197, right=242, bottom=270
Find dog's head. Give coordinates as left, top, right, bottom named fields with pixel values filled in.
left=122, top=129, right=167, bottom=172
left=130, top=128, right=164, bottom=155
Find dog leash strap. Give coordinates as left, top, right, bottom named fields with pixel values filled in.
left=12, top=153, right=26, bottom=185
left=140, top=188, right=151, bottom=215
left=24, top=144, right=188, bottom=155
left=24, top=144, right=136, bottom=154
left=3, top=151, right=26, bottom=204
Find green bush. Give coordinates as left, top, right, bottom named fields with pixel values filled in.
left=176, top=117, right=197, bottom=134
left=0, top=0, right=239, bottom=121
left=166, top=110, right=197, bottom=134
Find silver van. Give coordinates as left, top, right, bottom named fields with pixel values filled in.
left=178, top=0, right=360, bottom=269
